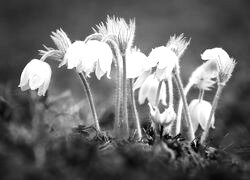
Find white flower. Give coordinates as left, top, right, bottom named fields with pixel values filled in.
left=148, top=103, right=175, bottom=126
left=148, top=46, right=178, bottom=80
left=138, top=74, right=167, bottom=106
left=201, top=48, right=236, bottom=84
left=189, top=60, right=218, bottom=90
left=201, top=48, right=230, bottom=63
left=59, top=41, right=86, bottom=69
left=126, top=48, right=149, bottom=79
left=18, top=59, right=52, bottom=96
left=189, top=99, right=215, bottom=132
left=60, top=40, right=113, bottom=80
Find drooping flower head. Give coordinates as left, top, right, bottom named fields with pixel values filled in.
left=94, top=16, right=136, bottom=55
left=137, top=74, right=167, bottom=106
left=189, top=99, right=215, bottom=132
left=201, top=47, right=236, bottom=85
left=40, top=29, right=113, bottom=80
left=19, top=59, right=52, bottom=96
left=148, top=46, right=178, bottom=81
left=60, top=40, right=113, bottom=79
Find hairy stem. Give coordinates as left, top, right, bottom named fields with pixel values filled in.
left=167, top=75, right=174, bottom=108
left=129, top=79, right=142, bottom=140
left=200, top=83, right=224, bottom=144
left=78, top=72, right=100, bottom=132
left=175, top=81, right=193, bottom=135
left=173, top=69, right=195, bottom=141
left=122, top=55, right=129, bottom=138
left=104, top=38, right=123, bottom=138
left=155, top=80, right=163, bottom=106
left=198, top=89, right=205, bottom=102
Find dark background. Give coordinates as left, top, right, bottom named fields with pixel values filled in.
left=0, top=0, right=250, bottom=152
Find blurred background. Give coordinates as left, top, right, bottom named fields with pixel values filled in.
left=1, top=0, right=250, bottom=156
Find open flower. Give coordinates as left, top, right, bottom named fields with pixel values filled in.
left=189, top=99, right=215, bottom=132
left=138, top=74, right=167, bottom=106
left=18, top=59, right=52, bottom=96
left=148, top=103, right=175, bottom=126
left=148, top=46, right=178, bottom=81
left=126, top=48, right=149, bottom=79
left=60, top=40, right=113, bottom=79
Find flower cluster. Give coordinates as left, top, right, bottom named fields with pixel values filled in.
left=19, top=16, right=236, bottom=144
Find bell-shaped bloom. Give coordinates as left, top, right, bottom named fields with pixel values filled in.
left=59, top=41, right=86, bottom=69
left=126, top=48, right=150, bottom=79
left=60, top=40, right=113, bottom=80
left=201, top=48, right=236, bottom=84
left=18, top=59, right=52, bottom=96
left=138, top=74, right=167, bottom=106
left=189, top=99, right=215, bottom=132
left=148, top=46, right=178, bottom=80
left=148, top=103, right=175, bottom=126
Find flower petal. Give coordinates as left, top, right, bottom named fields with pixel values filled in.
left=63, top=41, right=86, bottom=69
left=189, top=99, right=200, bottom=132
left=201, top=48, right=230, bottom=62
left=189, top=99, right=214, bottom=132
left=133, top=70, right=151, bottom=91
left=19, top=60, right=32, bottom=88
left=29, top=74, right=44, bottom=90
left=138, top=74, right=158, bottom=105
left=94, top=41, right=113, bottom=78
left=159, top=81, right=167, bottom=106
left=126, top=50, right=148, bottom=79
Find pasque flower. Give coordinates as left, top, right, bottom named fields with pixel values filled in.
left=138, top=74, right=167, bottom=106
left=60, top=40, right=113, bottom=79
left=200, top=48, right=236, bottom=144
left=19, top=59, right=52, bottom=96
left=148, top=103, right=175, bottom=126
left=201, top=47, right=236, bottom=85
left=189, top=60, right=218, bottom=90
left=189, top=99, right=215, bottom=132
left=148, top=46, right=178, bottom=81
